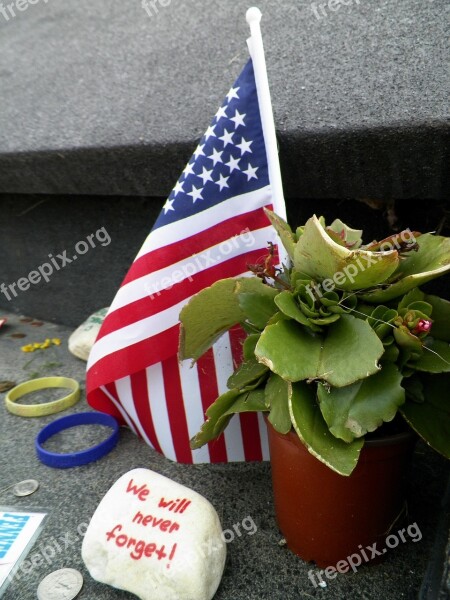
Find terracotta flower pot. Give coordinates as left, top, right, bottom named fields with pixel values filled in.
left=266, top=420, right=416, bottom=568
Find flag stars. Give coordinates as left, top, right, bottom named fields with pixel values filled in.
left=236, top=137, right=253, bottom=156
left=163, top=198, right=175, bottom=214
left=193, top=144, right=205, bottom=159
left=204, top=125, right=216, bottom=141
left=219, top=128, right=234, bottom=147
left=225, top=155, right=241, bottom=173
left=243, top=163, right=258, bottom=181
left=214, top=174, right=230, bottom=191
left=230, top=109, right=246, bottom=129
left=226, top=86, right=240, bottom=102
left=198, top=166, right=213, bottom=185
left=214, top=106, right=228, bottom=121
left=208, top=148, right=223, bottom=166
left=183, top=162, right=195, bottom=178
left=172, top=180, right=184, bottom=196
left=187, top=185, right=204, bottom=203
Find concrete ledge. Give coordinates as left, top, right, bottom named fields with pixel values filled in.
left=0, top=0, right=448, bottom=197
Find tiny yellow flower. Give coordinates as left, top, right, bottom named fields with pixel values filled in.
left=52, top=338, right=61, bottom=346
left=21, top=344, right=35, bottom=353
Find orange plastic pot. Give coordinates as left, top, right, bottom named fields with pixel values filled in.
left=267, top=420, right=416, bottom=568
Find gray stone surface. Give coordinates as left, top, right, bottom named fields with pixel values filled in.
left=0, top=0, right=448, bottom=198
left=0, top=310, right=449, bottom=600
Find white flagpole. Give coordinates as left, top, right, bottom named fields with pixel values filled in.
left=246, top=7, right=287, bottom=227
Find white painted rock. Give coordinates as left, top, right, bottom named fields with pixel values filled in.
left=81, top=468, right=226, bottom=600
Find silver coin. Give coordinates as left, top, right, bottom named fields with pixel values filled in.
left=37, top=568, right=83, bottom=600
left=12, top=479, right=39, bottom=497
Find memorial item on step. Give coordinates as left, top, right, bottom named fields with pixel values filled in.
left=35, top=412, right=119, bottom=468
left=82, top=468, right=226, bottom=600
left=4, top=377, right=80, bottom=417
left=68, top=308, right=108, bottom=361
left=37, top=568, right=83, bottom=600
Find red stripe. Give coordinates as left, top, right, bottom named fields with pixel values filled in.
left=161, top=356, right=193, bottom=463
left=197, top=349, right=228, bottom=462
left=87, top=388, right=126, bottom=424
left=96, top=248, right=268, bottom=342
left=87, top=325, right=180, bottom=394
left=229, top=327, right=263, bottom=461
left=122, top=208, right=272, bottom=286
left=130, top=370, right=162, bottom=455
left=105, top=381, right=142, bottom=438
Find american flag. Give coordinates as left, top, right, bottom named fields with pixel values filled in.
left=86, top=58, right=284, bottom=463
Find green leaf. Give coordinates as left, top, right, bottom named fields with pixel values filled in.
left=411, top=338, right=450, bottom=373
left=317, top=364, right=405, bottom=442
left=238, top=292, right=278, bottom=329
left=179, top=278, right=247, bottom=361
left=361, top=233, right=450, bottom=302
left=255, top=320, right=322, bottom=382
left=293, top=215, right=399, bottom=291
left=327, top=218, right=363, bottom=249
left=274, top=290, right=311, bottom=327
left=318, top=315, right=384, bottom=387
left=424, top=295, right=450, bottom=342
left=243, top=334, right=260, bottom=360
left=227, top=358, right=268, bottom=390
left=265, top=373, right=291, bottom=434
left=289, top=381, right=364, bottom=476
left=255, top=314, right=384, bottom=387
left=179, top=276, right=277, bottom=361
left=400, top=374, right=450, bottom=459
left=264, top=209, right=296, bottom=260
left=190, top=388, right=266, bottom=449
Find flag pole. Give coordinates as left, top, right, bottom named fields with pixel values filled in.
left=246, top=7, right=287, bottom=229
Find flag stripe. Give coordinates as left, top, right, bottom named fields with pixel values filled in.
left=135, top=186, right=272, bottom=260
left=146, top=362, right=177, bottom=461
left=197, top=349, right=228, bottom=462
left=130, top=370, right=162, bottom=454
left=162, top=356, right=193, bottom=463
left=95, top=237, right=272, bottom=344
left=122, top=207, right=272, bottom=287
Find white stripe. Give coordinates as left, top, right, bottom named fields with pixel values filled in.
left=257, top=412, right=270, bottom=460
left=110, top=225, right=276, bottom=312
left=115, top=376, right=154, bottom=449
left=100, top=385, right=138, bottom=435
left=212, top=333, right=245, bottom=462
left=178, top=359, right=210, bottom=464
left=136, top=186, right=272, bottom=259
left=145, top=362, right=177, bottom=461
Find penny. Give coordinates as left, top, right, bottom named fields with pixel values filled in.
left=37, top=568, right=83, bottom=600
left=12, top=479, right=39, bottom=497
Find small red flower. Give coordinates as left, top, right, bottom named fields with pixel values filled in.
left=414, top=319, right=432, bottom=334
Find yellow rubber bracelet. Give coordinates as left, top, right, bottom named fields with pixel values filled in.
left=4, top=377, right=81, bottom=417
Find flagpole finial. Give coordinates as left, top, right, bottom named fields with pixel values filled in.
left=246, top=7, right=262, bottom=25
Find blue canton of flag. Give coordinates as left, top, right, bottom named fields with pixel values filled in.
left=157, top=59, right=269, bottom=227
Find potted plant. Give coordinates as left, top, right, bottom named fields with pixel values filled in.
left=178, top=211, right=450, bottom=567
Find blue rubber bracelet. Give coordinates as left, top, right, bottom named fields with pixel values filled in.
left=35, top=412, right=119, bottom=468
